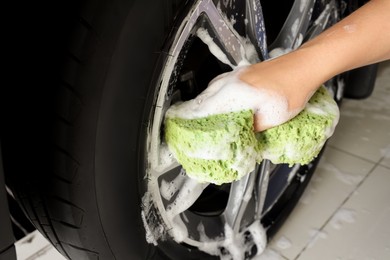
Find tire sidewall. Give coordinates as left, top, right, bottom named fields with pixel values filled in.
left=93, top=1, right=182, bottom=259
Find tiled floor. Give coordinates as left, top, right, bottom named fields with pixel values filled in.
left=14, top=61, right=390, bottom=259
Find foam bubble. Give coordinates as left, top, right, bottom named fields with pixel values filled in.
left=276, top=236, right=292, bottom=250
left=196, top=221, right=267, bottom=259
left=166, top=67, right=293, bottom=130
left=330, top=208, right=356, bottom=230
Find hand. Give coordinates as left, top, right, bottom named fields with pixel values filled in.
left=167, top=65, right=314, bottom=132
left=239, top=57, right=318, bottom=131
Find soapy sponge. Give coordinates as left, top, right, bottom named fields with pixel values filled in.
left=164, top=86, right=339, bottom=185
left=165, top=110, right=258, bottom=184
left=256, top=86, right=339, bottom=165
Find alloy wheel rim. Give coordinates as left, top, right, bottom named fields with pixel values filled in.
left=142, top=0, right=340, bottom=257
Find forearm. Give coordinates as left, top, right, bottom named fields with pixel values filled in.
left=299, top=0, right=390, bottom=82
left=240, top=0, right=390, bottom=130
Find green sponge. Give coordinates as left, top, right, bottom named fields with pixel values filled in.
left=164, top=86, right=339, bottom=185
left=165, top=110, right=259, bottom=184
left=256, top=86, right=339, bottom=165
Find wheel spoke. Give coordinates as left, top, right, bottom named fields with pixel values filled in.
left=224, top=170, right=257, bottom=232
left=270, top=0, right=315, bottom=50
left=305, top=0, right=338, bottom=41
left=149, top=143, right=180, bottom=179
left=165, top=177, right=209, bottom=220
left=196, top=0, right=252, bottom=66
left=159, top=168, right=187, bottom=201
left=254, top=160, right=271, bottom=219
left=245, top=0, right=268, bottom=59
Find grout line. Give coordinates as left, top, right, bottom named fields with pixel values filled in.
left=327, top=144, right=379, bottom=165
left=25, top=244, right=55, bottom=260
left=379, top=163, right=390, bottom=170
left=377, top=148, right=390, bottom=170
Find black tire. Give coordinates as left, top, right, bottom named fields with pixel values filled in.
left=3, top=0, right=184, bottom=259
left=344, top=64, right=379, bottom=99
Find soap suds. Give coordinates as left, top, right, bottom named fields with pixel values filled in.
left=163, top=177, right=208, bottom=243
left=330, top=208, right=356, bottom=230
left=253, top=248, right=284, bottom=260
left=196, top=28, right=235, bottom=68
left=159, top=169, right=186, bottom=201
left=336, top=77, right=345, bottom=101
left=166, top=67, right=293, bottom=131
left=141, top=210, right=158, bottom=246
left=293, top=33, right=304, bottom=49
left=276, top=236, right=292, bottom=250
left=315, top=4, right=330, bottom=28
left=140, top=192, right=167, bottom=245
left=381, top=144, right=390, bottom=158
left=308, top=228, right=328, bottom=248
left=155, top=144, right=178, bottom=173
left=300, top=0, right=308, bottom=12
left=318, top=161, right=363, bottom=186
left=291, top=18, right=300, bottom=37
left=197, top=221, right=267, bottom=259
left=165, top=178, right=208, bottom=221
left=268, top=47, right=292, bottom=59
left=343, top=24, right=357, bottom=33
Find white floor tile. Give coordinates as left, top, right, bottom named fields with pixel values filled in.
left=329, top=61, right=390, bottom=162
left=253, top=248, right=289, bottom=260
left=379, top=144, right=390, bottom=169
left=328, top=113, right=390, bottom=162
left=267, top=147, right=375, bottom=259
left=15, top=230, right=66, bottom=260
left=296, top=166, right=390, bottom=260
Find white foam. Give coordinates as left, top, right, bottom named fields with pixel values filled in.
left=293, top=33, right=304, bottom=49
left=155, top=144, right=178, bottom=172
left=185, top=138, right=234, bottom=160
left=291, top=18, right=300, bottom=37
left=269, top=47, right=292, bottom=59
left=307, top=229, right=328, bottom=248
left=276, top=236, right=292, bottom=250
left=141, top=210, right=158, bottom=246
left=140, top=192, right=166, bottom=245
left=165, top=178, right=207, bottom=220
left=247, top=221, right=267, bottom=254
left=318, top=161, right=363, bottom=186
left=330, top=208, right=356, bottom=230
left=381, top=144, right=390, bottom=158
left=197, top=221, right=267, bottom=259
left=300, top=0, right=309, bottom=12
left=343, top=24, right=357, bottom=33
left=166, top=67, right=293, bottom=130
left=230, top=145, right=258, bottom=180
left=336, top=77, right=345, bottom=100
left=196, top=28, right=235, bottom=68
left=159, top=170, right=186, bottom=201
left=161, top=177, right=208, bottom=243
left=253, top=248, right=284, bottom=260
